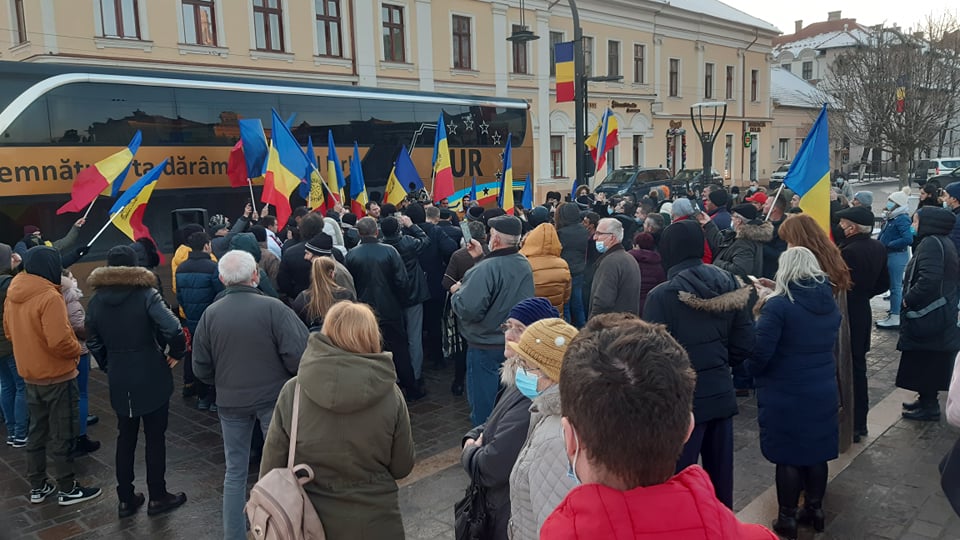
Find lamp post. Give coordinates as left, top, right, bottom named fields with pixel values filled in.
left=689, top=102, right=728, bottom=180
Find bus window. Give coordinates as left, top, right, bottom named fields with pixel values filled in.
left=278, top=93, right=361, bottom=144
left=2, top=96, right=50, bottom=145
left=46, top=83, right=177, bottom=146
left=174, top=87, right=279, bottom=145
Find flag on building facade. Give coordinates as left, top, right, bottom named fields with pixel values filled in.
left=327, top=130, right=346, bottom=202
left=350, top=142, right=369, bottom=217
left=56, top=131, right=142, bottom=214
left=784, top=104, right=831, bottom=234
left=432, top=113, right=455, bottom=202
left=586, top=109, right=619, bottom=172
left=498, top=134, right=515, bottom=215
left=109, top=158, right=167, bottom=262
left=555, top=42, right=575, bottom=103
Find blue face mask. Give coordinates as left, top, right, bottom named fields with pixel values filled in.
left=595, top=240, right=607, bottom=254
left=886, top=201, right=896, bottom=211
left=562, top=424, right=582, bottom=485
left=514, top=367, right=541, bottom=399
left=909, top=225, right=917, bottom=236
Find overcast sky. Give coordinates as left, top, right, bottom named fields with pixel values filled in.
left=720, top=0, right=958, bottom=35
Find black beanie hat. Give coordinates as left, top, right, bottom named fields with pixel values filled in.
left=403, top=203, right=426, bottom=224
left=659, top=221, right=705, bottom=271
left=381, top=216, right=400, bottom=237
left=708, top=189, right=729, bottom=207
left=107, top=245, right=138, bottom=267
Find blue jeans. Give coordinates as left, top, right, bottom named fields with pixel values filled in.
left=887, top=250, right=909, bottom=316
left=466, top=347, right=504, bottom=426
left=219, top=404, right=275, bottom=540
left=563, top=274, right=586, bottom=329
left=0, top=354, right=27, bottom=439
left=77, top=354, right=89, bottom=436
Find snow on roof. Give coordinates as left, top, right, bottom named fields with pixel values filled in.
left=776, top=27, right=872, bottom=56
left=655, top=0, right=780, bottom=34
left=771, top=68, right=830, bottom=109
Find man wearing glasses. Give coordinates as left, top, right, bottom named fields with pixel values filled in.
left=589, top=218, right=641, bottom=318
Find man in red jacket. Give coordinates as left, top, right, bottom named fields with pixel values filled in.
left=541, top=314, right=776, bottom=539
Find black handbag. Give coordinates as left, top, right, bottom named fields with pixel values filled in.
left=454, top=482, right=490, bottom=540
left=940, top=437, right=960, bottom=517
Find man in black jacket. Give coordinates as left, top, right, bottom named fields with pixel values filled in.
left=345, top=217, right=423, bottom=400
left=555, top=203, right=589, bottom=327
left=382, top=216, right=431, bottom=388
left=276, top=213, right=325, bottom=303
left=413, top=206, right=458, bottom=371
left=642, top=220, right=754, bottom=509
left=86, top=245, right=188, bottom=518
left=837, top=206, right=890, bottom=441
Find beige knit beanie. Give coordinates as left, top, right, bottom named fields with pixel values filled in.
left=507, top=318, right=578, bottom=382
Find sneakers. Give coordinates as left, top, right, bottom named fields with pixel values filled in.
left=58, top=481, right=102, bottom=506
left=875, top=314, right=900, bottom=328
left=5, top=435, right=13, bottom=446
left=11, top=436, right=27, bottom=448
left=29, top=480, right=56, bottom=504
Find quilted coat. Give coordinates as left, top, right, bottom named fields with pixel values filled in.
left=508, top=385, right=575, bottom=540
left=520, top=224, right=571, bottom=314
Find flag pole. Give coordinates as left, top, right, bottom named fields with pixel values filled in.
left=765, top=183, right=786, bottom=221
left=81, top=198, right=97, bottom=221
left=85, top=211, right=121, bottom=248
left=246, top=178, right=256, bottom=207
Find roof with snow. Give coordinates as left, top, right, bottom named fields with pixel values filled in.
left=654, top=0, right=780, bottom=33
left=771, top=68, right=832, bottom=109
left=776, top=27, right=872, bottom=57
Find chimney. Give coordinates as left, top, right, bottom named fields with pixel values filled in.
left=828, top=11, right=841, bottom=21
left=795, top=20, right=803, bottom=34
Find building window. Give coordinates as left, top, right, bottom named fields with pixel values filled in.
left=704, top=63, right=714, bottom=99
left=582, top=36, right=593, bottom=76
left=725, top=65, right=734, bottom=99
left=669, top=58, right=680, bottom=97
left=802, top=61, right=813, bottom=80
left=381, top=4, right=404, bottom=62
left=633, top=44, right=645, bottom=84
left=549, top=31, right=563, bottom=76
left=512, top=24, right=528, bottom=74
left=778, top=138, right=790, bottom=161
left=315, top=0, right=342, bottom=57
left=13, top=0, right=26, bottom=43
left=452, top=15, right=471, bottom=69
left=781, top=63, right=791, bottom=73
left=550, top=135, right=564, bottom=177
left=750, top=69, right=759, bottom=102
left=607, top=40, right=620, bottom=78
left=632, top=135, right=644, bottom=166
left=606, top=147, right=616, bottom=172
left=724, top=133, right=733, bottom=177
left=99, top=0, right=141, bottom=39
left=253, top=0, right=284, bottom=52
left=182, top=0, right=217, bottom=46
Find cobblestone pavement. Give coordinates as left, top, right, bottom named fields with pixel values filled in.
left=1, top=299, right=958, bottom=539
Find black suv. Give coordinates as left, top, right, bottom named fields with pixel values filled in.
left=594, top=167, right=680, bottom=201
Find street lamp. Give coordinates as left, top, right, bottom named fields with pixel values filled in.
left=689, top=101, right=728, bottom=179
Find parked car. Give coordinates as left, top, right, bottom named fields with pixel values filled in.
left=927, top=167, right=960, bottom=187
left=771, top=163, right=791, bottom=182
left=914, top=158, right=960, bottom=185
left=675, top=168, right=723, bottom=195
left=594, top=167, right=679, bottom=202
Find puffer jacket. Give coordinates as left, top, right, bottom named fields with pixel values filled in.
left=85, top=266, right=186, bottom=417
left=259, top=333, right=414, bottom=540
left=706, top=220, right=774, bottom=279
left=3, top=247, right=82, bottom=385
left=540, top=466, right=777, bottom=540
left=382, top=224, right=432, bottom=306
left=878, top=210, right=913, bottom=253
left=175, top=250, right=222, bottom=332
left=643, top=260, right=755, bottom=424
left=62, top=275, right=89, bottom=355
left=520, top=224, right=572, bottom=314
left=508, top=386, right=576, bottom=540
left=345, top=238, right=409, bottom=323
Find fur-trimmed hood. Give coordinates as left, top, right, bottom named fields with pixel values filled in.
left=675, top=265, right=752, bottom=313
left=88, top=266, right=159, bottom=290
left=736, top=220, right=774, bottom=243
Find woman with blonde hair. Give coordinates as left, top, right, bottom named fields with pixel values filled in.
left=291, top=256, right=356, bottom=329
left=749, top=247, right=841, bottom=538
left=259, top=301, right=415, bottom=539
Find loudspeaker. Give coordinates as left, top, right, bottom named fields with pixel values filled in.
left=171, top=208, right=208, bottom=246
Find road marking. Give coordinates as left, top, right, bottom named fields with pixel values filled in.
left=398, top=446, right=462, bottom=488
left=736, top=387, right=914, bottom=524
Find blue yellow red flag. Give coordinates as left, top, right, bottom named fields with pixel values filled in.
left=57, top=131, right=142, bottom=214
left=555, top=42, right=575, bottom=103
left=109, top=158, right=167, bottom=262
left=262, top=111, right=311, bottom=227
left=586, top=109, right=619, bottom=172
left=432, top=113, right=454, bottom=202
left=521, top=173, right=533, bottom=210
left=784, top=104, right=831, bottom=234
left=327, top=130, right=346, bottom=202
left=350, top=142, right=369, bottom=216
left=239, top=119, right=269, bottom=179
left=498, top=134, right=515, bottom=215
left=469, top=177, right=478, bottom=203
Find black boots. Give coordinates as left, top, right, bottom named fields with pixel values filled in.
left=902, top=395, right=940, bottom=421
left=798, top=499, right=825, bottom=532
left=772, top=507, right=798, bottom=539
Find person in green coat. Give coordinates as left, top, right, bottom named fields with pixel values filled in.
left=259, top=301, right=415, bottom=540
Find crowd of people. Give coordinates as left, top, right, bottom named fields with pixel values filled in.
left=1, top=175, right=960, bottom=539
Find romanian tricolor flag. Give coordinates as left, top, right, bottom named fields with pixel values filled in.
left=432, top=113, right=455, bottom=202
left=895, top=75, right=907, bottom=114
left=110, top=158, right=167, bottom=263
left=327, top=130, right=346, bottom=202
left=555, top=42, right=575, bottom=103
left=784, top=104, right=831, bottom=234
left=57, top=131, right=142, bottom=214
left=469, top=177, right=478, bottom=203
left=263, top=110, right=312, bottom=228
left=498, top=134, right=515, bottom=215
left=350, top=142, right=369, bottom=217
left=586, top=109, right=619, bottom=172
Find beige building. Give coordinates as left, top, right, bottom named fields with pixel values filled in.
left=1, top=0, right=780, bottom=195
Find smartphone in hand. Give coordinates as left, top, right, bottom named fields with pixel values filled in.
left=460, top=222, right=473, bottom=245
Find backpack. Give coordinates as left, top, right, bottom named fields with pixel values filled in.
left=245, top=382, right=326, bottom=540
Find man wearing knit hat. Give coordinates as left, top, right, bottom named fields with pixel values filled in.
left=851, top=191, right=874, bottom=211
left=703, top=187, right=732, bottom=231
left=13, top=219, right=86, bottom=260
left=452, top=214, right=534, bottom=426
